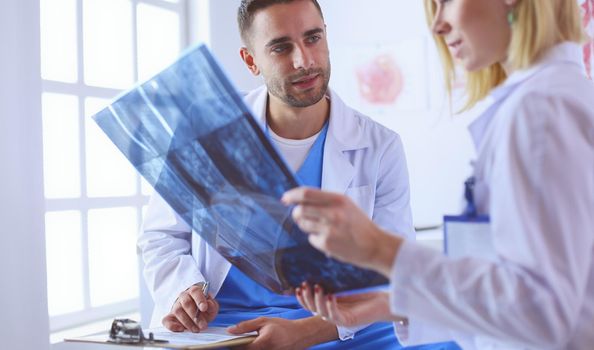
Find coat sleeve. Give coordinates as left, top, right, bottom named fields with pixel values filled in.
left=138, top=192, right=207, bottom=324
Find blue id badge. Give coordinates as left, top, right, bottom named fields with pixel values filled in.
left=443, top=177, right=496, bottom=261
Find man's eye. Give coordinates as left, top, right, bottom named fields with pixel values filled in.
left=306, top=35, right=321, bottom=44
left=272, top=45, right=290, bottom=53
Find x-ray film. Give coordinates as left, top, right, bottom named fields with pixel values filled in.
left=93, top=44, right=387, bottom=294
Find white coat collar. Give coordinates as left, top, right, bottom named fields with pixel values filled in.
left=244, top=86, right=367, bottom=192
left=468, top=42, right=585, bottom=149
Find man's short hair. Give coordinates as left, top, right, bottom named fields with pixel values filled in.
left=237, top=0, right=324, bottom=46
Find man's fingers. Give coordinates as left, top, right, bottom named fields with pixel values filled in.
left=178, top=293, right=199, bottom=321
left=195, top=313, right=209, bottom=331
left=187, top=285, right=208, bottom=312
left=243, top=336, right=266, bottom=350
left=162, top=314, right=186, bottom=332
left=228, top=317, right=266, bottom=334
left=173, top=304, right=200, bottom=332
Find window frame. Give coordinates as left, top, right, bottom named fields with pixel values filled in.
left=41, top=0, right=189, bottom=333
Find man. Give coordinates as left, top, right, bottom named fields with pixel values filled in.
left=139, top=0, right=414, bottom=348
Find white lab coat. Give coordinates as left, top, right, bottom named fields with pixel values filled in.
left=390, top=42, right=594, bottom=349
left=139, top=86, right=415, bottom=340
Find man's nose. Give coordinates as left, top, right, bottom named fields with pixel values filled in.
left=292, top=46, right=314, bottom=70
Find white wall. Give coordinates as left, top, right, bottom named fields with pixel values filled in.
left=200, top=0, right=261, bottom=92
left=322, top=0, right=476, bottom=227
left=202, top=0, right=476, bottom=228
left=0, top=0, right=50, bottom=349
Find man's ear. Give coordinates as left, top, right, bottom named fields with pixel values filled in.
left=240, top=47, right=260, bottom=76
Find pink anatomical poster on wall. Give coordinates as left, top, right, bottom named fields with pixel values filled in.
left=330, top=38, right=429, bottom=116
left=581, top=0, right=594, bottom=79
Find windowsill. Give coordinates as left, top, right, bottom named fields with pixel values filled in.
left=50, top=312, right=140, bottom=344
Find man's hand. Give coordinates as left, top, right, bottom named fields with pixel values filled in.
left=228, top=316, right=338, bottom=350
left=162, top=284, right=219, bottom=332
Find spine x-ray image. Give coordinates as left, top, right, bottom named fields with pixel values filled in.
left=93, top=44, right=387, bottom=294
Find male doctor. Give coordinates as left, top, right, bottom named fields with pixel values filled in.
left=139, top=0, right=414, bottom=348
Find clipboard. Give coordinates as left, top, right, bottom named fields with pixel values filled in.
left=65, top=327, right=257, bottom=349
left=443, top=215, right=496, bottom=261
left=443, top=177, right=497, bottom=261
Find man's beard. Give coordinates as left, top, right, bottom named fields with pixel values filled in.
left=266, top=63, right=331, bottom=108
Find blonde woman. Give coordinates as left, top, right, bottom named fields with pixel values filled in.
left=283, top=0, right=594, bottom=349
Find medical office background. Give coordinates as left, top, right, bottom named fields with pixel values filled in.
left=1, top=0, right=592, bottom=349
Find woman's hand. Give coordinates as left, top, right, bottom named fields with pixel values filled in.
left=295, top=283, right=403, bottom=327
left=282, top=187, right=403, bottom=276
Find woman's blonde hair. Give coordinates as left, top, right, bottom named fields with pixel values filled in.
left=424, top=0, right=585, bottom=110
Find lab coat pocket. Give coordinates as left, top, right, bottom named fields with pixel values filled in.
left=345, top=185, right=373, bottom=217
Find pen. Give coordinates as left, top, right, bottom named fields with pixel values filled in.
left=195, top=281, right=209, bottom=321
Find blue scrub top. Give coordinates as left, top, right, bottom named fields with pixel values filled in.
left=212, top=122, right=329, bottom=326
left=210, top=122, right=460, bottom=350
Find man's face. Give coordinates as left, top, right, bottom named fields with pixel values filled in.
left=245, top=0, right=331, bottom=108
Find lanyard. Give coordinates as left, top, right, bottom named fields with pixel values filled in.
left=463, top=176, right=478, bottom=217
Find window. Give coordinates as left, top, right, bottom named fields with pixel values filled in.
left=40, top=0, right=187, bottom=332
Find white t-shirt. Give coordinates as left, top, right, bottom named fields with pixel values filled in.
left=268, top=127, right=322, bottom=172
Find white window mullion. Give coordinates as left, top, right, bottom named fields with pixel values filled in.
left=180, top=0, right=189, bottom=50
left=75, top=0, right=93, bottom=315
left=45, top=196, right=149, bottom=212
left=138, top=0, right=181, bottom=12
left=131, top=0, right=143, bottom=196
left=76, top=0, right=84, bottom=87
left=132, top=0, right=140, bottom=84
left=80, top=209, right=92, bottom=314
left=42, top=81, right=122, bottom=100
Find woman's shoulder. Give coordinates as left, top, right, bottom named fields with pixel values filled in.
left=494, top=64, right=594, bottom=153
left=514, top=64, right=594, bottom=105
left=496, top=62, right=594, bottom=127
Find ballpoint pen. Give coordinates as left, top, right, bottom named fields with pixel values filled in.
left=195, top=281, right=209, bottom=322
